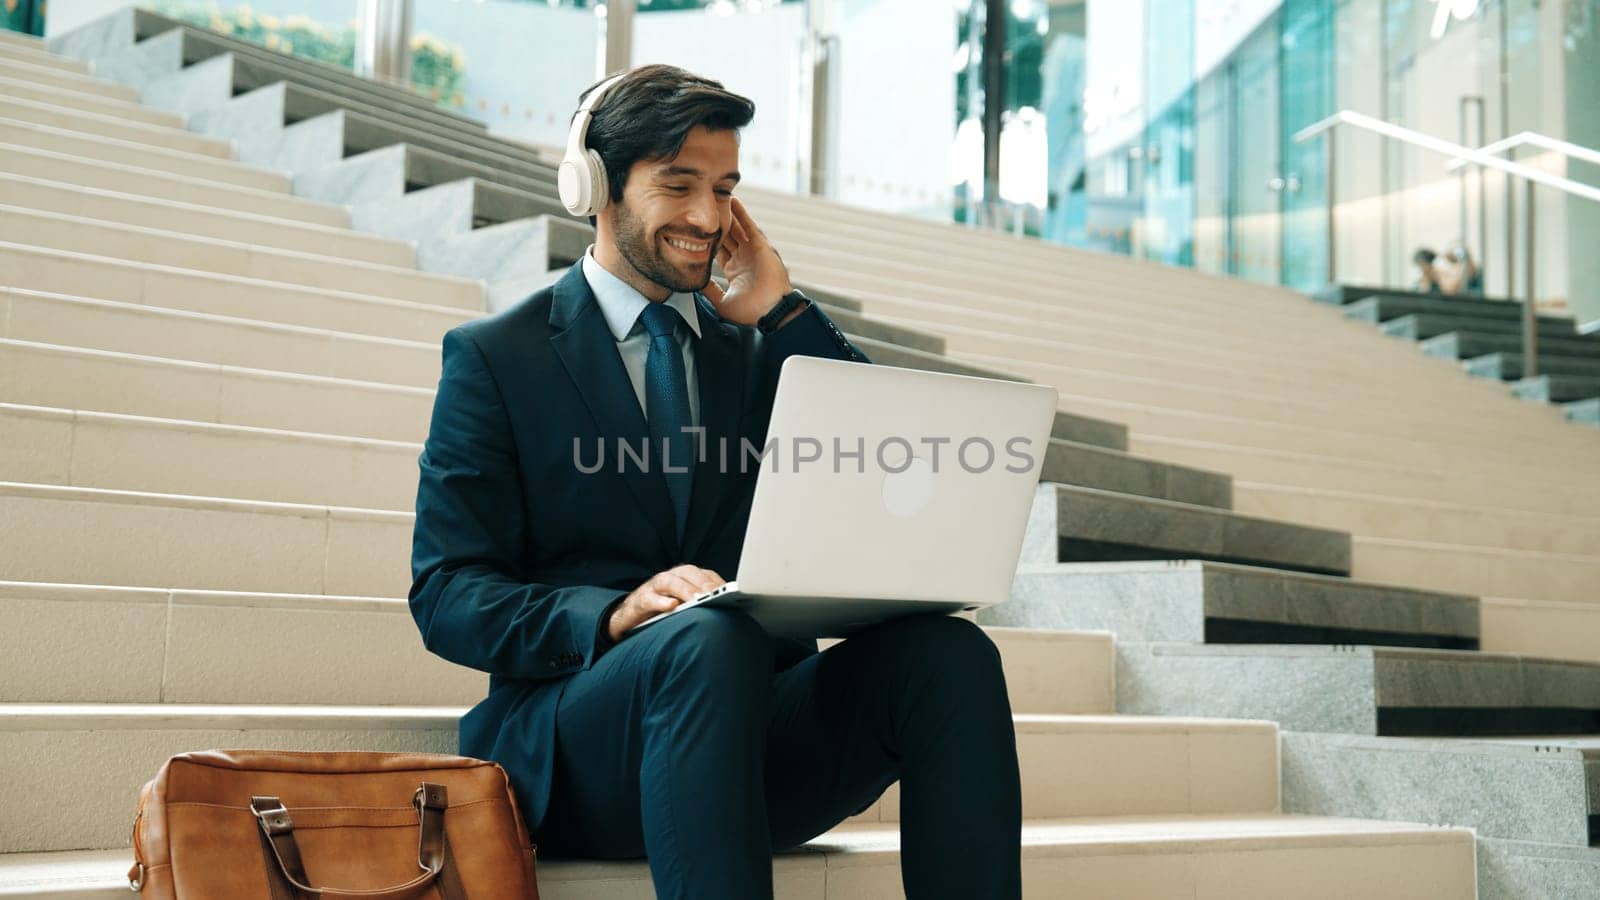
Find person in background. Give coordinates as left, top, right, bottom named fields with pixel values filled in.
left=1442, top=244, right=1483, bottom=296
left=1413, top=247, right=1444, bottom=294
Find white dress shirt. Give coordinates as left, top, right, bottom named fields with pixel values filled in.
left=580, top=246, right=703, bottom=428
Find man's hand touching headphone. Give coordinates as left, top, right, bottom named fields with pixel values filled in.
left=703, top=197, right=804, bottom=330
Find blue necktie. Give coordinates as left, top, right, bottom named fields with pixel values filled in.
left=640, top=302, right=694, bottom=543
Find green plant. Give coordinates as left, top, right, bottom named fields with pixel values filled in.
left=152, top=2, right=357, bottom=69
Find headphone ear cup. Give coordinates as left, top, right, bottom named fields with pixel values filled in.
left=586, top=149, right=609, bottom=214
left=558, top=157, right=589, bottom=216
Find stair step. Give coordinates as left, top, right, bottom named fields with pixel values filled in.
left=1422, top=330, right=1600, bottom=363
left=990, top=560, right=1477, bottom=649
left=0, top=243, right=471, bottom=344
left=0, top=480, right=409, bottom=596
left=0, top=94, right=228, bottom=158
left=0, top=287, right=439, bottom=385
left=0, top=580, right=1112, bottom=714
left=0, top=140, right=344, bottom=227
left=1477, top=836, right=1600, bottom=899
left=1511, top=374, right=1600, bottom=405
left=0, top=173, right=413, bottom=267
left=0, top=74, right=182, bottom=128
left=1039, top=377, right=1600, bottom=482
left=1564, top=397, right=1600, bottom=428
left=1482, top=596, right=1600, bottom=665
left=1025, top=483, right=1352, bottom=577
left=0, top=29, right=45, bottom=50
left=1352, top=534, right=1600, bottom=607
left=0, top=42, right=90, bottom=75
left=1115, top=642, right=1600, bottom=737
left=0, top=392, right=1208, bottom=515
left=1231, top=480, right=1600, bottom=558
left=1281, top=732, right=1598, bottom=846
left=80, top=10, right=486, bottom=133
left=0, top=338, right=435, bottom=444
left=0, top=56, right=139, bottom=101
left=1136, top=431, right=1600, bottom=520
left=0, top=705, right=1270, bottom=853
left=0, top=205, right=481, bottom=310
left=1381, top=312, right=1592, bottom=344
left=136, top=47, right=553, bottom=178
left=1342, top=293, right=1577, bottom=331
left=0, top=117, right=286, bottom=193
left=1462, top=350, right=1600, bottom=381
left=0, top=815, right=1475, bottom=899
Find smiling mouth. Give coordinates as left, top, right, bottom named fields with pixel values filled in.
left=663, top=235, right=713, bottom=256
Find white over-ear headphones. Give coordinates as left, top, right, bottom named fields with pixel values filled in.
left=558, top=72, right=629, bottom=217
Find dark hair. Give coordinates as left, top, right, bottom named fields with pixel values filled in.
left=575, top=64, right=755, bottom=223
left=1413, top=247, right=1437, bottom=265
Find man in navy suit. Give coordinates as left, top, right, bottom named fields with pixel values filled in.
left=409, top=65, right=1022, bottom=899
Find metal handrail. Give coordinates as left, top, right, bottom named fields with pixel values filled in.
left=1294, top=111, right=1600, bottom=203
left=1293, top=110, right=1600, bottom=381
left=1445, top=131, right=1600, bottom=173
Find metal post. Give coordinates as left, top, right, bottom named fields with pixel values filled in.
left=604, top=0, right=635, bottom=77
left=981, top=0, right=1007, bottom=228
left=1326, top=124, right=1337, bottom=285
left=357, top=0, right=412, bottom=88
left=1499, top=3, right=1513, bottom=297
left=1458, top=96, right=1485, bottom=260
left=808, top=34, right=838, bottom=197
left=1523, top=179, right=1538, bottom=379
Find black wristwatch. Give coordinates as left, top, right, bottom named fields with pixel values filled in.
left=757, top=289, right=810, bottom=335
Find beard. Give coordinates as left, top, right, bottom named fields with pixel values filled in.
left=611, top=198, right=719, bottom=295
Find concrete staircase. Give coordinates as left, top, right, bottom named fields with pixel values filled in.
left=9, top=12, right=1600, bottom=895
left=1321, top=284, right=1600, bottom=428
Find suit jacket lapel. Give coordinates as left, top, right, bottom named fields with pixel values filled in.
left=679, top=295, right=746, bottom=562
left=548, top=266, right=678, bottom=559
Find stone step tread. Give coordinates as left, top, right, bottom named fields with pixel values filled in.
left=0, top=172, right=413, bottom=263
left=0, top=94, right=227, bottom=157
left=1380, top=313, right=1590, bottom=342
left=1039, top=482, right=1352, bottom=576
left=0, top=815, right=1475, bottom=898
left=134, top=35, right=490, bottom=141
left=0, top=116, right=290, bottom=193
left=129, top=12, right=484, bottom=131
left=1515, top=373, right=1600, bottom=403
left=1232, top=478, right=1600, bottom=526
left=1344, top=293, right=1577, bottom=328
left=1115, top=641, right=1600, bottom=737
left=0, top=242, right=475, bottom=335
left=1000, top=559, right=1479, bottom=646
left=177, top=53, right=553, bottom=174
left=0, top=56, right=139, bottom=100
left=1423, top=329, right=1600, bottom=359
left=0, top=43, right=90, bottom=74
left=0, top=139, right=346, bottom=226
left=0, top=396, right=1208, bottom=517
left=0, top=703, right=1267, bottom=735
left=1281, top=731, right=1599, bottom=847
left=0, top=73, right=183, bottom=127
left=0, top=204, right=478, bottom=295
left=0, top=578, right=1114, bottom=713
left=1464, top=351, right=1600, bottom=379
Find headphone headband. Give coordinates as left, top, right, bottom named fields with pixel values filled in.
left=559, top=72, right=630, bottom=217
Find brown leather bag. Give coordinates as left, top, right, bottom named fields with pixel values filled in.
left=128, top=750, right=539, bottom=899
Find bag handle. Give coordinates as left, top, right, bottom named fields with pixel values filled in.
left=250, top=783, right=466, bottom=900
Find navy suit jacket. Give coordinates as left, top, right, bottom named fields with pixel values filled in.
left=409, top=265, right=869, bottom=833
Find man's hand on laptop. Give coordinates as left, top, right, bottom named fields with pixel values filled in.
left=607, top=565, right=727, bottom=642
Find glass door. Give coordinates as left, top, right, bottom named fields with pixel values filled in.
left=1279, top=0, right=1333, bottom=290
left=1228, top=17, right=1282, bottom=284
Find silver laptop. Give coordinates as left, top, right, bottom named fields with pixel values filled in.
left=628, top=355, right=1059, bottom=640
